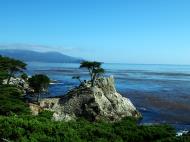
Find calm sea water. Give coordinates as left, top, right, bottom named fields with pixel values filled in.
left=26, top=62, right=190, bottom=130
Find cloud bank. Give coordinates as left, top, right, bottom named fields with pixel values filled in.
left=0, top=43, right=82, bottom=53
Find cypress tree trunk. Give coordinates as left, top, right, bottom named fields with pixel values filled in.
left=88, top=68, right=93, bottom=85
left=7, top=71, right=13, bottom=85
left=91, top=73, right=97, bottom=87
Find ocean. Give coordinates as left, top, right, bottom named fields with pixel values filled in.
left=26, top=62, right=190, bottom=131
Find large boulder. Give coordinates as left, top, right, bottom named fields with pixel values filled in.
left=36, top=76, right=141, bottom=121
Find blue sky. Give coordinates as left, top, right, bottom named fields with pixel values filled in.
left=0, top=0, right=190, bottom=64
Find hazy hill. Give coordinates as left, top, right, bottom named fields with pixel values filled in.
left=0, top=49, right=83, bottom=63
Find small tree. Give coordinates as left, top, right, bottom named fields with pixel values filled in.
left=0, top=56, right=26, bottom=84
left=28, top=74, right=50, bottom=102
left=20, top=73, right=28, bottom=81
left=80, top=61, right=105, bottom=87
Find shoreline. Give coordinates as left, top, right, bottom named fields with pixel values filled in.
left=27, top=62, right=190, bottom=131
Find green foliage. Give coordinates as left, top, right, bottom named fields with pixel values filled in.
left=28, top=74, right=50, bottom=93
left=0, top=55, right=27, bottom=84
left=0, top=70, right=8, bottom=85
left=38, top=110, right=54, bottom=119
left=28, top=74, right=50, bottom=102
left=0, top=115, right=188, bottom=142
left=20, top=73, right=28, bottom=80
left=80, top=61, right=105, bottom=87
left=0, top=55, right=26, bottom=71
left=157, top=128, right=190, bottom=142
left=0, top=85, right=30, bottom=116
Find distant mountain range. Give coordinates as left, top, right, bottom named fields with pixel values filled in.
left=0, top=49, right=83, bottom=63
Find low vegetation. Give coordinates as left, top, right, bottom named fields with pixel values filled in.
left=0, top=85, right=30, bottom=116
left=1, top=115, right=188, bottom=142
left=0, top=55, right=189, bottom=142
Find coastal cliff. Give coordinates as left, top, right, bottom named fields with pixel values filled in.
left=30, top=76, right=141, bottom=121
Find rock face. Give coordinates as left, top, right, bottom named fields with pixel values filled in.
left=3, top=77, right=29, bottom=89
left=3, top=77, right=33, bottom=94
left=37, top=76, right=141, bottom=121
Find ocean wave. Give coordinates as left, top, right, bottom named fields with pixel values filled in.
left=50, top=82, right=64, bottom=85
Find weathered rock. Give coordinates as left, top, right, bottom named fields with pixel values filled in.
left=29, top=103, right=42, bottom=115
left=3, top=77, right=30, bottom=92
left=33, top=76, right=141, bottom=121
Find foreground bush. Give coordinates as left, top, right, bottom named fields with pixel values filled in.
left=0, top=85, right=189, bottom=142
left=0, top=85, right=30, bottom=116
left=1, top=115, right=188, bottom=142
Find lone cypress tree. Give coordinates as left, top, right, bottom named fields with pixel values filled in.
left=80, top=61, right=105, bottom=87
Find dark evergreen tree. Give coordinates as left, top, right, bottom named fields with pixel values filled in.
left=80, top=61, right=105, bottom=87
left=0, top=55, right=26, bottom=84
left=28, top=74, right=50, bottom=102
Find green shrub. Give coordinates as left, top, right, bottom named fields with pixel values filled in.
left=0, top=116, right=187, bottom=142
left=20, top=73, right=28, bottom=80
left=38, top=110, right=54, bottom=119
left=0, top=71, right=9, bottom=85
left=0, top=85, right=30, bottom=115
left=155, top=136, right=190, bottom=142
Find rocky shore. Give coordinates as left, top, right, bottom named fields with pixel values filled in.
left=30, top=76, right=141, bottom=121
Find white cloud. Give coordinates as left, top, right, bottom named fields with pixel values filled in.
left=0, top=43, right=86, bottom=54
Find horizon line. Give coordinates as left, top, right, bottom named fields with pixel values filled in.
left=1, top=48, right=190, bottom=66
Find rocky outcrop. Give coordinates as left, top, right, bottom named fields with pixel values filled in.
left=33, top=76, right=141, bottom=121
left=29, top=103, right=42, bottom=115
left=3, top=77, right=30, bottom=92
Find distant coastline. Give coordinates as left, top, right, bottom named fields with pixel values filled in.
left=0, top=49, right=83, bottom=63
